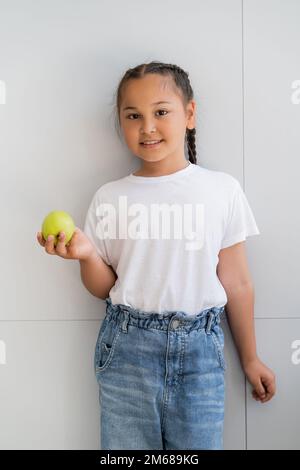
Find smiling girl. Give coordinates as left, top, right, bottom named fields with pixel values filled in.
left=37, top=61, right=276, bottom=450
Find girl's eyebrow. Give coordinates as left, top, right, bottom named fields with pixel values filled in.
left=122, top=101, right=172, bottom=111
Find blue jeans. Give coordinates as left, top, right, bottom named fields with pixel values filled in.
left=94, top=297, right=226, bottom=450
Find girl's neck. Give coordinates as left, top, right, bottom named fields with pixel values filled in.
left=133, top=159, right=190, bottom=177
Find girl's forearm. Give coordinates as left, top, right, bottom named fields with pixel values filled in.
left=224, top=283, right=258, bottom=369
left=79, top=251, right=117, bottom=300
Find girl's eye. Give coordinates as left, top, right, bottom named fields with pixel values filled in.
left=126, top=110, right=169, bottom=120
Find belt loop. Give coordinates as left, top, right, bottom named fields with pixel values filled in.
left=121, top=310, right=129, bottom=334
left=205, top=311, right=214, bottom=335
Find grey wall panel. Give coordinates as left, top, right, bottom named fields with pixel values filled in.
left=243, top=0, right=300, bottom=318
left=246, top=319, right=300, bottom=450
left=0, top=320, right=101, bottom=449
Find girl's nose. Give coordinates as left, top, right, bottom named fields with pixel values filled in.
left=140, top=123, right=157, bottom=134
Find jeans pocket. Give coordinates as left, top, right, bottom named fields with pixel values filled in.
left=95, top=318, right=121, bottom=375
left=94, top=317, right=108, bottom=374
left=210, top=325, right=226, bottom=372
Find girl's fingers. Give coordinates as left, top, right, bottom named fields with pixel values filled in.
left=37, top=232, right=46, bottom=246
left=252, top=388, right=271, bottom=403
left=255, top=379, right=266, bottom=398
left=55, top=232, right=68, bottom=255
left=37, top=231, right=72, bottom=257
left=45, top=235, right=56, bottom=254
left=262, top=376, right=276, bottom=397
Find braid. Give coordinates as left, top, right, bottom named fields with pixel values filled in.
left=164, top=64, right=197, bottom=164
left=186, top=128, right=197, bottom=164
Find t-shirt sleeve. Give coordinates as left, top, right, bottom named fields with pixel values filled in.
left=220, top=181, right=260, bottom=249
left=83, top=193, right=112, bottom=266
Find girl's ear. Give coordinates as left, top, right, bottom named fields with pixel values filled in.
left=186, top=100, right=196, bottom=128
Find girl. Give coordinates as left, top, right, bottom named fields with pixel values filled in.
left=37, top=61, right=276, bottom=450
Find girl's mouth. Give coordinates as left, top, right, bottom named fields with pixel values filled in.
left=140, top=140, right=164, bottom=149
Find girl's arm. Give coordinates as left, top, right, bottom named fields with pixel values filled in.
left=217, top=241, right=276, bottom=403
left=80, top=251, right=117, bottom=300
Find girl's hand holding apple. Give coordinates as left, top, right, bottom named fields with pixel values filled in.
left=37, top=227, right=97, bottom=261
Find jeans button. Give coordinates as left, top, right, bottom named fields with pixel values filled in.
left=172, top=319, right=180, bottom=329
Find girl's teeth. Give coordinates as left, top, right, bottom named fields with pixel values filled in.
left=143, top=141, right=161, bottom=145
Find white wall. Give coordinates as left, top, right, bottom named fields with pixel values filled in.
left=0, top=0, right=299, bottom=449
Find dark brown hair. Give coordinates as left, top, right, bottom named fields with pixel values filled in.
left=113, top=61, right=197, bottom=164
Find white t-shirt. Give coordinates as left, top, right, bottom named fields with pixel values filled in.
left=83, top=162, right=260, bottom=315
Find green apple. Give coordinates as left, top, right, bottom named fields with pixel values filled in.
left=41, top=210, right=75, bottom=247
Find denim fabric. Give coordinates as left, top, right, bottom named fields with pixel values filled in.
left=94, top=297, right=226, bottom=450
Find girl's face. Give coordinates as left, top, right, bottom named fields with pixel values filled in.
left=119, top=74, right=196, bottom=166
